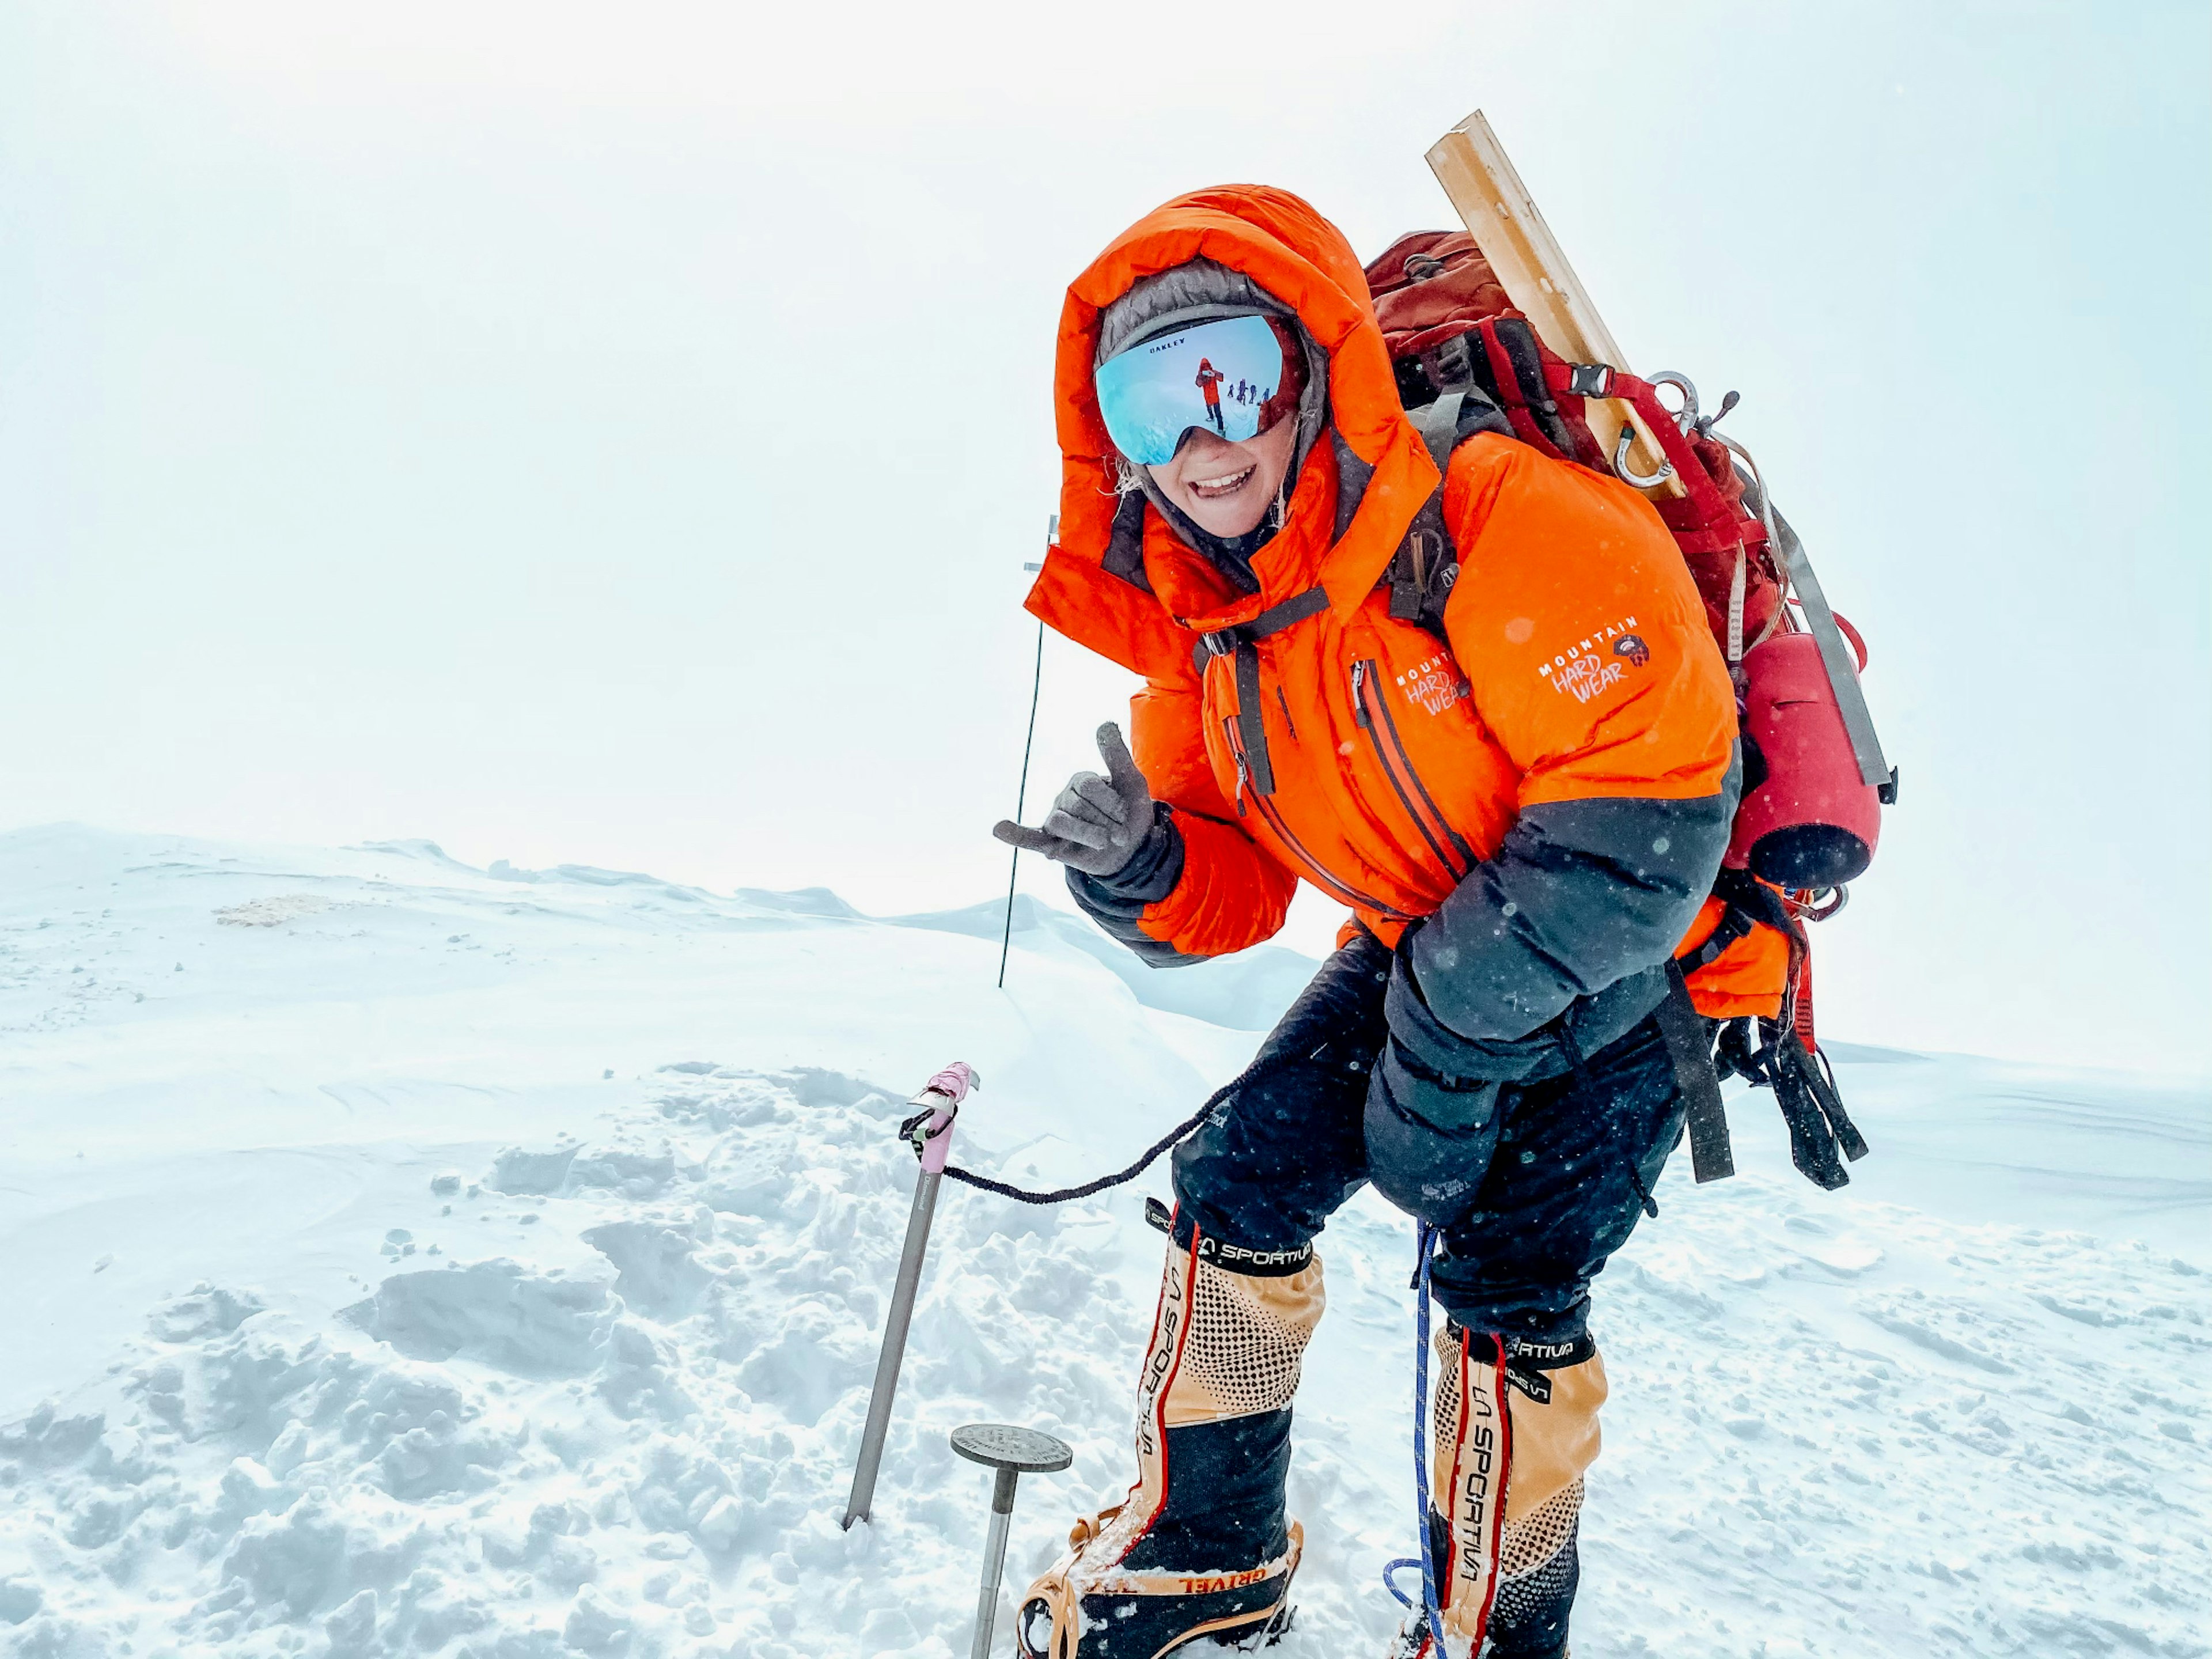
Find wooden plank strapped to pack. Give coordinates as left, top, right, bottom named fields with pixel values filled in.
left=1428, top=109, right=1896, bottom=798
left=1425, top=112, right=1683, bottom=501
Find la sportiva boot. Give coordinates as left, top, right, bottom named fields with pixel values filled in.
left=1386, top=1323, right=1604, bottom=1659
left=1013, top=1509, right=1301, bottom=1657
left=1014, top=1224, right=1321, bottom=1657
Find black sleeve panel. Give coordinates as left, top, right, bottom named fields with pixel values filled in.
left=1065, top=805, right=1205, bottom=968
left=1407, top=748, right=1742, bottom=1042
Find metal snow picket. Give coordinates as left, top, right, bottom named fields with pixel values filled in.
left=952, top=1423, right=1073, bottom=1659
left=840, top=1060, right=978, bottom=1531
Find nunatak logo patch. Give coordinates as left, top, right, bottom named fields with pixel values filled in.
left=1538, top=616, right=1649, bottom=704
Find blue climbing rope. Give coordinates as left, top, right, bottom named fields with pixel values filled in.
left=1382, top=1221, right=1446, bottom=1650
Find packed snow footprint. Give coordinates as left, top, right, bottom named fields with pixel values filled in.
left=0, top=1065, right=1145, bottom=1658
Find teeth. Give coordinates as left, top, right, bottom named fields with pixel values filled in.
left=1192, top=466, right=1255, bottom=491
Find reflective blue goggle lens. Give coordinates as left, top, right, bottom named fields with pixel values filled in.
left=1093, top=313, right=1290, bottom=467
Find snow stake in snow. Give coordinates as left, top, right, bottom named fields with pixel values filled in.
left=952, top=1423, right=1073, bottom=1659
left=840, top=1060, right=979, bottom=1531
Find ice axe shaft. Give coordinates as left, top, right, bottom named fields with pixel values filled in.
left=842, top=1164, right=940, bottom=1527
left=841, top=1062, right=978, bottom=1530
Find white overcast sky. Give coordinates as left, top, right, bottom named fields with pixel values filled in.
left=3, top=1, right=2206, bottom=1071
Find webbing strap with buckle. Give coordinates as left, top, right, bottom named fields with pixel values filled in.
left=1658, top=961, right=1734, bottom=1184
left=1191, top=585, right=1330, bottom=798
left=1372, top=389, right=1510, bottom=632
left=1678, top=903, right=1756, bottom=975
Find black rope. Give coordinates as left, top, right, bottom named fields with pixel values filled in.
left=997, top=615, right=1046, bottom=990
left=940, top=1106, right=1213, bottom=1205
left=900, top=1052, right=1296, bottom=1207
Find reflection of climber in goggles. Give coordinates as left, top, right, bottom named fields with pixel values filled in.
left=1195, top=357, right=1226, bottom=433
left=1093, top=313, right=1298, bottom=465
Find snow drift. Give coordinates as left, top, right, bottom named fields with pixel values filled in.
left=0, top=824, right=2205, bottom=1657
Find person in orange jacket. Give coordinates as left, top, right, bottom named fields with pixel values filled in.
left=1195, top=355, right=1228, bottom=434
left=994, top=185, right=1742, bottom=1658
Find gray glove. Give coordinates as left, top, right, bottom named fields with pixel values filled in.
left=992, top=723, right=1155, bottom=878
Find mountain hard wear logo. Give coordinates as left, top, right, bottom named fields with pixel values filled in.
left=1539, top=616, right=1646, bottom=704
left=1397, top=653, right=1471, bottom=717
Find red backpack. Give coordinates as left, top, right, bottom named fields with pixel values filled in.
left=1366, top=233, right=1790, bottom=656
left=1357, top=230, right=1894, bottom=1188
left=1360, top=227, right=1893, bottom=870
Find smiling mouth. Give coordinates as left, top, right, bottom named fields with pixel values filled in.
left=1187, top=464, right=1257, bottom=501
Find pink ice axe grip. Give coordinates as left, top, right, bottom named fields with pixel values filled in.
left=922, top=1062, right=977, bottom=1104
left=913, top=1062, right=978, bottom=1175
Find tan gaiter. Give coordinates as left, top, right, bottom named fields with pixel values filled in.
left=1044, top=1231, right=1326, bottom=1589
left=1431, top=1331, right=1607, bottom=1656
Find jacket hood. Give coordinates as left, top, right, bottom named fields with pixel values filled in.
left=1028, top=184, right=1441, bottom=677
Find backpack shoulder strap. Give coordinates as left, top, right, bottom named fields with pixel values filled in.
left=1102, top=490, right=1154, bottom=593
left=1380, top=389, right=1512, bottom=631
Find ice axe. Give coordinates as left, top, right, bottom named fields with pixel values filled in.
left=841, top=1060, right=978, bottom=1530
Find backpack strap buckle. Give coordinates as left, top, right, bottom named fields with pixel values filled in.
left=1431, top=331, right=1478, bottom=393
left=1567, top=362, right=1615, bottom=397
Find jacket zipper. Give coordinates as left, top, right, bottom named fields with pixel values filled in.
left=1222, top=714, right=1415, bottom=922
left=1351, top=660, right=1476, bottom=880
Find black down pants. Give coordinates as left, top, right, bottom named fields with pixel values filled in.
left=1171, top=930, right=1685, bottom=1339
left=1156, top=929, right=1686, bottom=1654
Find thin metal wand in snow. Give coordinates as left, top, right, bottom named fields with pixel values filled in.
left=951, top=1425, right=1073, bottom=1659
left=998, top=537, right=1051, bottom=989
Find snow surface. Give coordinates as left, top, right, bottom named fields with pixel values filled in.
left=1, top=824, right=2206, bottom=1658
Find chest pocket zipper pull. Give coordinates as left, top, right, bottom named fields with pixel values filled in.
left=1224, top=721, right=1251, bottom=817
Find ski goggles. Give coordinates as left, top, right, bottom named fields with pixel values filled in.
left=1093, top=312, right=1302, bottom=467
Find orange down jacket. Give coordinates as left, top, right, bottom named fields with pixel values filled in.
left=1027, top=185, right=1786, bottom=1032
